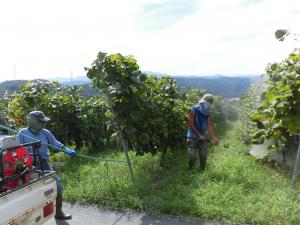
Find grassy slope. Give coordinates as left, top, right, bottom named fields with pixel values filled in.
left=58, top=123, right=300, bottom=225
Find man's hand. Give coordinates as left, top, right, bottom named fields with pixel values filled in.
left=63, top=147, right=77, bottom=156
left=198, top=135, right=206, bottom=142
left=211, top=137, right=219, bottom=145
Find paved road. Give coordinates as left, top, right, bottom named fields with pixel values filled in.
left=45, top=203, right=221, bottom=225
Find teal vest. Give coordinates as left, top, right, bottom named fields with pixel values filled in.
left=187, top=102, right=211, bottom=138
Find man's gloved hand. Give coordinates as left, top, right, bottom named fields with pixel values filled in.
left=63, top=147, right=77, bottom=156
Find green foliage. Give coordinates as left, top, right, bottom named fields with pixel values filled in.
left=143, top=75, right=188, bottom=153
left=7, top=80, right=110, bottom=151
left=87, top=52, right=155, bottom=154
left=50, top=151, right=70, bottom=162
left=210, top=96, right=228, bottom=124
left=0, top=93, right=9, bottom=117
left=86, top=52, right=238, bottom=155
left=7, top=80, right=59, bottom=126
left=183, top=87, right=206, bottom=103
left=0, top=93, right=12, bottom=133
left=86, top=53, right=188, bottom=155
left=240, top=84, right=263, bottom=144
left=248, top=49, right=300, bottom=150
left=87, top=52, right=147, bottom=127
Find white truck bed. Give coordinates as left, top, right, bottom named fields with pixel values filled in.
left=0, top=171, right=57, bottom=225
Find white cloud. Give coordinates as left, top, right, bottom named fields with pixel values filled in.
left=140, top=0, right=300, bottom=75
left=0, top=0, right=299, bottom=81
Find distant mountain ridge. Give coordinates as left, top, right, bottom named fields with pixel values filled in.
left=0, top=74, right=262, bottom=98
left=0, top=80, right=28, bottom=96
left=47, top=76, right=91, bottom=86
left=174, top=75, right=260, bottom=98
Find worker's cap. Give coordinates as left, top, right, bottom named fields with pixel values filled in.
left=199, top=94, right=214, bottom=104
left=28, top=111, right=50, bottom=123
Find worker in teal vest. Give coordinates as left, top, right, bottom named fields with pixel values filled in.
left=187, top=94, right=219, bottom=171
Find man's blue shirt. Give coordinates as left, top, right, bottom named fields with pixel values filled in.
left=18, top=128, right=64, bottom=160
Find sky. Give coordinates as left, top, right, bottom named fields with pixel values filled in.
left=0, top=0, right=300, bottom=82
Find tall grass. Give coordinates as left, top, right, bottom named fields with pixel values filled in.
left=58, top=123, right=300, bottom=225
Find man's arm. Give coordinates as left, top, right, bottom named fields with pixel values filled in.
left=44, top=130, right=77, bottom=156
left=44, top=130, right=64, bottom=149
left=207, top=117, right=219, bottom=144
left=17, top=130, right=25, bottom=144
left=188, top=110, right=206, bottom=141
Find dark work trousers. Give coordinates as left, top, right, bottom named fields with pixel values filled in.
left=187, top=138, right=208, bottom=170
left=37, top=159, right=63, bottom=195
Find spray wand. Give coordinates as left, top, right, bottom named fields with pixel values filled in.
left=206, top=139, right=230, bottom=149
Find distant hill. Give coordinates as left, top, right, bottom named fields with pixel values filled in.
left=0, top=79, right=98, bottom=98
left=46, top=76, right=91, bottom=86
left=144, top=72, right=261, bottom=98
left=0, top=80, right=28, bottom=96
left=173, top=75, right=261, bottom=98
left=0, top=75, right=262, bottom=99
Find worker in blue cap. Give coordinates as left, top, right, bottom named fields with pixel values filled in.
left=19, top=110, right=77, bottom=220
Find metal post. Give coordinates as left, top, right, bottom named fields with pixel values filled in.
left=292, top=134, right=300, bottom=188
left=119, top=131, right=134, bottom=181
left=104, top=94, right=135, bottom=181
